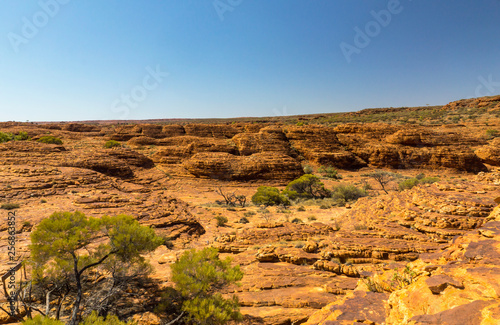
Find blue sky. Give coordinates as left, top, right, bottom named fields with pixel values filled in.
left=1, top=0, right=499, bottom=122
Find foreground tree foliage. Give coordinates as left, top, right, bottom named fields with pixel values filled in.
left=160, top=247, right=243, bottom=324
left=29, top=212, right=163, bottom=325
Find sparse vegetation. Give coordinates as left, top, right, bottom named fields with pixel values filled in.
left=215, top=215, right=228, bottom=227
left=366, top=170, right=401, bottom=194
left=331, top=184, right=367, bottom=206
left=37, top=136, right=63, bottom=145
left=243, top=211, right=256, bottom=218
left=215, top=187, right=246, bottom=207
left=0, top=131, right=30, bottom=143
left=104, top=139, right=122, bottom=148
left=251, top=186, right=290, bottom=206
left=291, top=218, right=303, bottom=224
left=239, top=217, right=249, bottom=224
left=399, top=174, right=440, bottom=191
left=1, top=203, right=20, bottom=210
left=318, top=165, right=342, bottom=179
left=486, top=129, right=499, bottom=139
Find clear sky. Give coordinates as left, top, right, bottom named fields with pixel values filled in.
left=1, top=0, right=499, bottom=122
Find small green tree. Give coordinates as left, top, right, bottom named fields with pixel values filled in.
left=366, top=170, right=400, bottom=194
left=30, top=212, right=163, bottom=325
left=285, top=174, right=330, bottom=199
left=251, top=186, right=290, bottom=206
left=168, top=247, right=243, bottom=325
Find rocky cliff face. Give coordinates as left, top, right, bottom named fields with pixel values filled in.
left=105, top=121, right=495, bottom=181
left=303, top=175, right=500, bottom=325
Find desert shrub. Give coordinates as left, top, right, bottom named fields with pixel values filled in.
left=40, top=199, right=47, bottom=203
left=14, top=131, right=30, bottom=141
left=81, top=311, right=134, bottom=325
left=251, top=186, right=290, bottom=206
left=104, top=140, right=122, bottom=148
left=296, top=121, right=304, bottom=126
left=1, top=203, right=20, bottom=210
left=243, top=211, right=256, bottom=218
left=22, top=315, right=64, bottom=325
left=238, top=217, right=249, bottom=224
left=319, top=204, right=329, bottom=209
left=331, top=184, right=367, bottom=205
left=399, top=175, right=439, bottom=191
left=318, top=166, right=342, bottom=179
left=486, top=129, right=499, bottom=139
left=0, top=132, right=14, bottom=143
left=291, top=218, right=303, bottom=224
left=398, top=178, right=420, bottom=191
left=420, top=176, right=439, bottom=184
left=37, top=136, right=63, bottom=145
left=308, top=216, right=317, bottom=221
left=303, top=165, right=313, bottom=174
left=297, top=206, right=306, bottom=212
left=215, top=216, right=228, bottom=227
left=285, top=174, right=330, bottom=199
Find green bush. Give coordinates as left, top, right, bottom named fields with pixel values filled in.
left=215, top=215, right=228, bottom=227
left=37, top=136, right=63, bottom=145
left=285, top=174, right=330, bottom=199
left=318, top=166, right=342, bottom=179
left=14, top=131, right=30, bottom=141
left=104, top=140, right=122, bottom=148
left=169, top=247, right=243, bottom=324
left=81, top=311, right=135, bottom=324
left=399, top=175, right=439, bottom=191
left=398, top=178, right=420, bottom=191
left=1, top=203, right=20, bottom=210
left=22, top=315, right=64, bottom=325
left=297, top=206, right=306, bottom=212
left=0, top=132, right=14, bottom=143
left=331, top=184, right=367, bottom=205
left=251, top=186, right=290, bottom=206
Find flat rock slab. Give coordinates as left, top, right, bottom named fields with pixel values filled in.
left=425, top=274, right=464, bottom=294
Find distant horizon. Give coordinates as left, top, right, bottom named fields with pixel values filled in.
left=1, top=1, right=499, bottom=122
left=2, top=99, right=454, bottom=123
